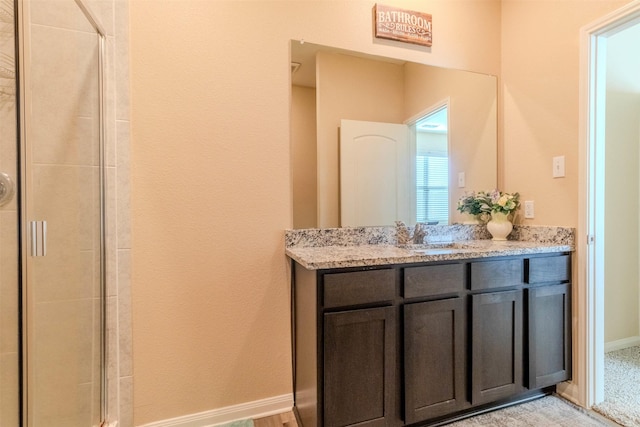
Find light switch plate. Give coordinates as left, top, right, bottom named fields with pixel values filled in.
left=458, top=172, right=465, bottom=188
left=553, top=156, right=565, bottom=178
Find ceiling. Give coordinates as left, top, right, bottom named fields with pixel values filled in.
left=290, top=41, right=404, bottom=88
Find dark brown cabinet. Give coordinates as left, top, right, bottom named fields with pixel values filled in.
left=526, top=254, right=572, bottom=390
left=292, top=252, right=572, bottom=427
left=404, top=298, right=465, bottom=423
left=471, top=290, right=523, bottom=405
left=324, top=307, right=396, bottom=427
left=527, top=283, right=571, bottom=389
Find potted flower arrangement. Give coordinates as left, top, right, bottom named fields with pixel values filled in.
left=456, top=192, right=485, bottom=224
left=477, top=190, right=520, bottom=240
left=458, top=190, right=520, bottom=240
left=477, top=190, right=520, bottom=215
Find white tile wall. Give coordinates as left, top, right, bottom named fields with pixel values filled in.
left=98, top=0, right=132, bottom=425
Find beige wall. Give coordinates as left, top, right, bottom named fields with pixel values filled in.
left=604, top=89, right=640, bottom=344
left=130, top=0, right=638, bottom=424
left=130, top=1, right=501, bottom=424
left=602, top=22, right=640, bottom=347
left=291, top=85, right=317, bottom=229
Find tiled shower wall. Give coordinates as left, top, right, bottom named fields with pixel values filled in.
left=0, top=0, right=131, bottom=425
left=92, top=0, right=133, bottom=425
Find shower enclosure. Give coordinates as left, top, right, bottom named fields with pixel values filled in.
left=0, top=0, right=107, bottom=425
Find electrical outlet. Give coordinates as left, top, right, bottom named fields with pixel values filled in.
left=458, top=172, right=465, bottom=188
left=524, top=200, right=535, bottom=219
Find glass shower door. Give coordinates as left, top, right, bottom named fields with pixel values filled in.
left=20, top=0, right=105, bottom=425
left=0, top=0, right=19, bottom=425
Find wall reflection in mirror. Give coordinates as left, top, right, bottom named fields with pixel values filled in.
left=290, top=40, right=497, bottom=229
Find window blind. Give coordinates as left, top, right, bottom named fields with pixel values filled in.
left=416, top=155, right=449, bottom=224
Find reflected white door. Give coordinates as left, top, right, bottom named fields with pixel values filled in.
left=340, top=119, right=410, bottom=226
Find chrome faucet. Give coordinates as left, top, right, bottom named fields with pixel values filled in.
left=413, top=222, right=427, bottom=244
left=395, top=221, right=428, bottom=245
left=395, top=221, right=411, bottom=245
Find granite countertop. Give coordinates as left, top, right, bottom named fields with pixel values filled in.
left=285, top=224, right=575, bottom=270
left=286, top=240, right=573, bottom=270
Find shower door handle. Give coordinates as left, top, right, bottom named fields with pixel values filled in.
left=30, top=220, right=47, bottom=257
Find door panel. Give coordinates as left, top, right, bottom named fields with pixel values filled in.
left=404, top=298, right=466, bottom=423
left=340, top=120, right=409, bottom=226
left=471, top=290, right=523, bottom=405
left=528, top=284, right=572, bottom=388
left=324, top=306, right=396, bottom=427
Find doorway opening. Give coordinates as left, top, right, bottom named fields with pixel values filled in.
left=414, top=106, right=449, bottom=225
left=407, top=100, right=450, bottom=226
left=580, top=2, right=640, bottom=425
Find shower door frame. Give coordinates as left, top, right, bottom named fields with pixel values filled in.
left=16, top=0, right=108, bottom=424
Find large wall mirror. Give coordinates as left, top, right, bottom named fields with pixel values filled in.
left=290, top=40, right=497, bottom=229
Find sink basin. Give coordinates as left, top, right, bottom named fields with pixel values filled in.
left=420, top=242, right=458, bottom=249
left=408, top=241, right=479, bottom=255
left=411, top=247, right=457, bottom=255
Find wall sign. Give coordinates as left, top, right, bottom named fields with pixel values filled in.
left=374, top=4, right=432, bottom=47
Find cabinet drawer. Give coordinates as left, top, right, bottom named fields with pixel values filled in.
left=323, top=269, right=395, bottom=308
left=470, top=259, right=523, bottom=290
left=404, top=264, right=464, bottom=298
left=526, top=255, right=570, bottom=284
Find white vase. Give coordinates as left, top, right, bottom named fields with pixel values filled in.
left=460, top=212, right=480, bottom=224
left=486, top=211, right=513, bottom=241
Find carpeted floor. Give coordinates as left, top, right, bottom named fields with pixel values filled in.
left=448, top=395, right=610, bottom=426
left=256, top=395, right=613, bottom=427
left=593, top=345, right=640, bottom=426
left=218, top=420, right=255, bottom=427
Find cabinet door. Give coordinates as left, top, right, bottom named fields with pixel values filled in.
left=471, top=290, right=523, bottom=405
left=324, top=306, right=396, bottom=427
left=404, top=298, right=465, bottom=423
left=528, top=283, right=572, bottom=388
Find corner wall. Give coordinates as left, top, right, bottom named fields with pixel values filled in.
left=83, top=0, right=133, bottom=424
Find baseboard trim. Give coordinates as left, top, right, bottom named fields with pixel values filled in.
left=139, top=394, right=294, bottom=427
left=604, top=336, right=640, bottom=353
left=556, top=381, right=580, bottom=406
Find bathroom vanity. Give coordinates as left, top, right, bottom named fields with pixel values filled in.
left=286, top=226, right=573, bottom=427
